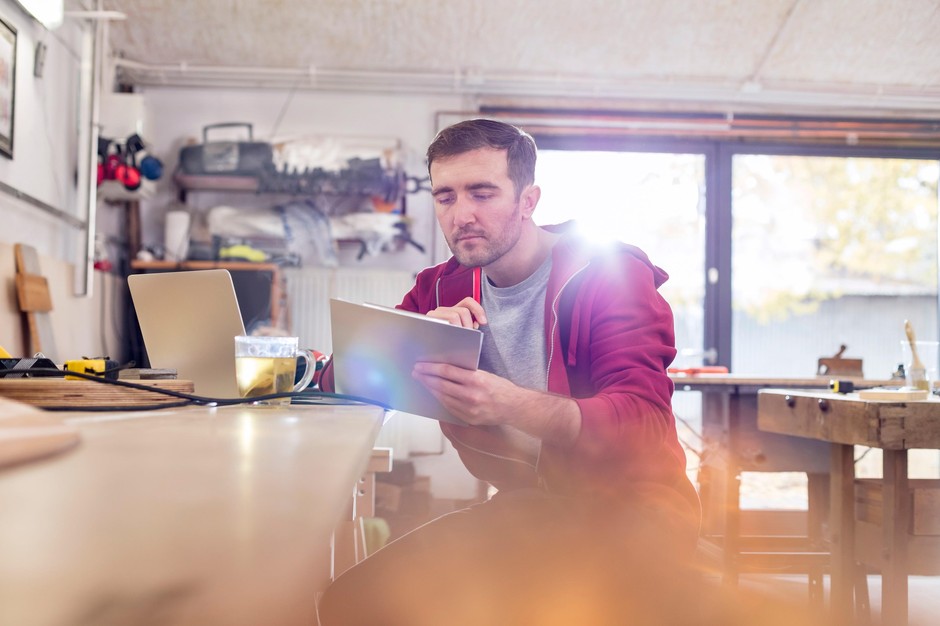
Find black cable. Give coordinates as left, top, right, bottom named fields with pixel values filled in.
left=44, top=400, right=195, bottom=412
left=0, top=367, right=391, bottom=412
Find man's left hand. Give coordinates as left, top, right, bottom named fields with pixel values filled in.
left=412, top=362, right=519, bottom=426
left=412, top=362, right=581, bottom=445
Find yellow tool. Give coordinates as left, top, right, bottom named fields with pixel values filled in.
left=0, top=344, right=11, bottom=358
left=64, top=358, right=118, bottom=381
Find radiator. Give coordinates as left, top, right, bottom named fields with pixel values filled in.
left=284, top=267, right=415, bottom=353
left=285, top=266, right=447, bottom=461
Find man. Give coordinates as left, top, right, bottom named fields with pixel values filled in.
left=318, top=119, right=701, bottom=625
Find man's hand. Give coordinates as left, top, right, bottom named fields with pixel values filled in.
left=426, top=297, right=487, bottom=329
left=412, top=362, right=581, bottom=446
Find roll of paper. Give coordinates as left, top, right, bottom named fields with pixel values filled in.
left=164, top=210, right=191, bottom=261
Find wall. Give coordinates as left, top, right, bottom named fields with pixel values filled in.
left=0, top=5, right=122, bottom=363
left=0, top=1, right=85, bottom=263
left=0, top=242, right=122, bottom=361
left=128, top=87, right=468, bottom=272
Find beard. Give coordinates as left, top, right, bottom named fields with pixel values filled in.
left=446, top=202, right=522, bottom=267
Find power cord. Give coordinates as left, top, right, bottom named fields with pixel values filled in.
left=0, top=367, right=391, bottom=413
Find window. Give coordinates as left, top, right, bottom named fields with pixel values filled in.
left=730, top=154, right=939, bottom=379
left=535, top=149, right=707, bottom=368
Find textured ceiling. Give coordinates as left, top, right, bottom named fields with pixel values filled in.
left=67, top=0, right=940, bottom=113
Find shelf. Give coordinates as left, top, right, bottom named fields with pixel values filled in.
left=130, top=260, right=280, bottom=273
left=173, top=171, right=260, bottom=193
left=129, top=260, right=284, bottom=332
left=98, top=179, right=157, bottom=201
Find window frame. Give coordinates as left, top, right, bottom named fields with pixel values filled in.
left=532, top=133, right=940, bottom=368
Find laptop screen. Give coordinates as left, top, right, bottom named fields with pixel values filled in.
left=128, top=269, right=246, bottom=398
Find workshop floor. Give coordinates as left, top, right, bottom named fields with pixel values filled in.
left=738, top=573, right=939, bottom=626
left=677, top=413, right=940, bottom=626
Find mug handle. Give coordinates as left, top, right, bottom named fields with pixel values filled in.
left=293, top=349, right=316, bottom=392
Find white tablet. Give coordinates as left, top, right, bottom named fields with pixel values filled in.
left=329, top=298, right=482, bottom=423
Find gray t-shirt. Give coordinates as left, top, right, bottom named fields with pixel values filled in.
left=477, top=256, right=552, bottom=466
left=478, top=255, right=552, bottom=390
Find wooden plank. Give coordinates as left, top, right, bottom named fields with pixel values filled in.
left=913, top=487, right=940, bottom=535
left=855, top=478, right=940, bottom=535
left=856, top=521, right=940, bottom=575
left=830, top=442, right=856, bottom=625
left=14, top=274, right=52, bottom=312
left=855, top=479, right=883, bottom=526
left=13, top=244, right=57, bottom=359
left=367, top=446, right=393, bottom=474
left=671, top=374, right=892, bottom=391
left=758, top=390, right=940, bottom=449
left=881, top=450, right=910, bottom=626
left=857, top=388, right=928, bottom=401
left=0, top=379, right=194, bottom=407
left=758, top=390, right=880, bottom=446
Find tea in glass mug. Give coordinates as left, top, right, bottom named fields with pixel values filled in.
left=234, top=335, right=315, bottom=405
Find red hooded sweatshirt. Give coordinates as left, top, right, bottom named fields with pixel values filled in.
left=323, top=222, right=700, bottom=532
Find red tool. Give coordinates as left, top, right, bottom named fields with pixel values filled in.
left=667, top=366, right=729, bottom=376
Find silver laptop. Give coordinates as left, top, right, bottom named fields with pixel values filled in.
left=329, top=299, right=483, bottom=423
left=128, top=269, right=246, bottom=398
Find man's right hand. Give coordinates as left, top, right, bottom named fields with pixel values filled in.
left=426, top=297, right=487, bottom=329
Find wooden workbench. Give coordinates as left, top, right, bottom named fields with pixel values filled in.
left=759, top=389, right=940, bottom=626
left=670, top=375, right=892, bottom=585
left=0, top=402, right=385, bottom=626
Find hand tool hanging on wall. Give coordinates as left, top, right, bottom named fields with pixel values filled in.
left=13, top=243, right=57, bottom=360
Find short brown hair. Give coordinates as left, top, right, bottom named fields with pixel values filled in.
left=426, top=119, right=537, bottom=198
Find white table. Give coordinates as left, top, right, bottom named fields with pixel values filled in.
left=0, top=403, right=385, bottom=626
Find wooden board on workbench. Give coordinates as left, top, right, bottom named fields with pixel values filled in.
left=0, top=379, right=195, bottom=408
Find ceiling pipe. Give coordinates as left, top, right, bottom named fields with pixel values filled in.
left=110, top=57, right=940, bottom=117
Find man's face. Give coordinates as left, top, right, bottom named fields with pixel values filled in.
left=430, top=148, right=528, bottom=268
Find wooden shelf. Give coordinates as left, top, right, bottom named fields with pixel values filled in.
left=130, top=260, right=279, bottom=273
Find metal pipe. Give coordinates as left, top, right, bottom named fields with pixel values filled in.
left=108, top=57, right=940, bottom=114
left=77, top=5, right=103, bottom=297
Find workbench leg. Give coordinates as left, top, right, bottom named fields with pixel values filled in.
left=722, top=469, right=741, bottom=586
left=854, top=561, right=871, bottom=626
left=881, top=449, right=909, bottom=626
left=829, top=442, right=856, bottom=625
left=722, top=392, right=740, bottom=586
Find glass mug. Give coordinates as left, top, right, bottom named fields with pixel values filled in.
left=234, top=335, right=315, bottom=405
left=900, top=339, right=940, bottom=392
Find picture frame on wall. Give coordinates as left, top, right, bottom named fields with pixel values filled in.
left=0, top=16, right=15, bottom=159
